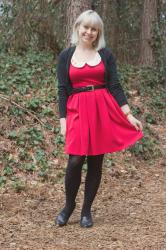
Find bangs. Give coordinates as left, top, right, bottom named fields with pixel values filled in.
left=82, top=16, right=101, bottom=30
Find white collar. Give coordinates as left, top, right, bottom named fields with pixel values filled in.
left=71, top=52, right=101, bottom=68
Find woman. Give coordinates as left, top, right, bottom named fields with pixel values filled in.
left=56, top=10, right=143, bottom=228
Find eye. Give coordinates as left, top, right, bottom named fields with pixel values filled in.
left=84, top=25, right=89, bottom=29
left=91, top=27, right=97, bottom=32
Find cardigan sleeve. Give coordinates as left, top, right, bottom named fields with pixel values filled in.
left=57, top=50, right=69, bottom=118
left=107, top=51, right=128, bottom=107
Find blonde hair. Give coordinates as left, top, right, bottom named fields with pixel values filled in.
left=71, top=10, right=106, bottom=51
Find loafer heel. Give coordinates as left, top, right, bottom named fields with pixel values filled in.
left=56, top=211, right=69, bottom=226
left=56, top=203, right=76, bottom=226
left=80, top=214, right=93, bottom=228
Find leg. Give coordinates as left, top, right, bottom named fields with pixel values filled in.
left=80, top=154, right=104, bottom=227
left=56, top=154, right=86, bottom=226
left=64, top=154, right=86, bottom=210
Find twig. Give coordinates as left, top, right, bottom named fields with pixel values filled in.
left=0, top=93, right=45, bottom=126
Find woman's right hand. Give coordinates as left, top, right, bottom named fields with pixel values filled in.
left=60, top=118, right=66, bottom=136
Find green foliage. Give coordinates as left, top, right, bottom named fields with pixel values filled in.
left=140, top=67, right=161, bottom=86
left=129, top=126, right=162, bottom=160
left=38, top=159, right=50, bottom=181
left=0, top=50, right=165, bottom=189
left=152, top=18, right=166, bottom=84
left=3, top=166, right=13, bottom=176
left=21, top=128, right=43, bottom=146
left=145, top=113, right=156, bottom=124
left=11, top=177, right=26, bottom=193
left=22, top=163, right=36, bottom=172
left=19, top=150, right=32, bottom=161
left=44, top=122, right=53, bottom=130
left=119, top=63, right=164, bottom=160
left=34, top=149, right=49, bottom=180
left=27, top=128, right=43, bottom=144
left=41, top=107, right=54, bottom=117
left=8, top=131, right=17, bottom=139
left=8, top=127, right=44, bottom=147
left=142, top=85, right=166, bottom=121
left=26, top=98, right=42, bottom=111
left=54, top=134, right=64, bottom=145
left=9, top=107, right=25, bottom=116
left=35, top=149, right=46, bottom=162
left=0, top=176, right=7, bottom=187
left=0, top=50, right=55, bottom=95
left=0, top=50, right=60, bottom=188
left=132, top=106, right=142, bottom=116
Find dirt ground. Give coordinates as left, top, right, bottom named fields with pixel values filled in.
left=0, top=125, right=166, bottom=250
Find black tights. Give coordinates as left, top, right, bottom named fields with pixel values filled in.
left=63, top=154, right=104, bottom=216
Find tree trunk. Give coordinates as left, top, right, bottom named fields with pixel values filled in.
left=139, top=0, right=158, bottom=65
left=38, top=0, right=47, bottom=50
left=65, top=0, right=91, bottom=47
left=100, top=0, right=111, bottom=45
left=109, top=0, right=119, bottom=57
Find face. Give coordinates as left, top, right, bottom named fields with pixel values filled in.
left=77, top=21, right=99, bottom=46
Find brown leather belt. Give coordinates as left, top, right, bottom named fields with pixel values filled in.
left=71, top=84, right=106, bottom=94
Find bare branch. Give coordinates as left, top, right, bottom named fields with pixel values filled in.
left=0, top=94, right=45, bottom=126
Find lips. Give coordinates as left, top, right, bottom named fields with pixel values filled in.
left=83, top=35, right=93, bottom=40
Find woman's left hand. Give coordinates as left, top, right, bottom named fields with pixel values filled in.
left=127, top=114, right=143, bottom=131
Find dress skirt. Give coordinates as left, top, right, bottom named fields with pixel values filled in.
left=65, top=88, right=143, bottom=156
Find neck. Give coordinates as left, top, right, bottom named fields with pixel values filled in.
left=77, top=41, right=94, bottom=51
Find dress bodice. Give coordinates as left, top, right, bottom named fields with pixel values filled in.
left=69, top=61, right=105, bottom=88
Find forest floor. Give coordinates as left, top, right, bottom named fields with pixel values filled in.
left=0, top=124, right=166, bottom=250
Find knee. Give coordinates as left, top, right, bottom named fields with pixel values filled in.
left=68, top=155, right=86, bottom=168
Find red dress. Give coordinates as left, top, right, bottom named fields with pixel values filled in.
left=65, top=61, right=143, bottom=155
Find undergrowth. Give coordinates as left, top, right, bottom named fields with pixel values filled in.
left=0, top=51, right=165, bottom=189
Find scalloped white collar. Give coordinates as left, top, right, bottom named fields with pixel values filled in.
left=71, top=52, right=101, bottom=68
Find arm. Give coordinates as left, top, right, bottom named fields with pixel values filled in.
left=108, top=52, right=143, bottom=131
left=57, top=50, right=68, bottom=119
left=56, top=51, right=68, bottom=136
left=108, top=53, right=128, bottom=107
left=60, top=117, right=66, bottom=136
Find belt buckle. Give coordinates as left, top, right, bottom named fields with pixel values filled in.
left=87, top=85, right=95, bottom=91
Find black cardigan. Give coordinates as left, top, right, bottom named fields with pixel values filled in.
left=57, top=46, right=128, bottom=118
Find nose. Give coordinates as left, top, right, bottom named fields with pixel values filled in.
left=86, top=28, right=92, bottom=34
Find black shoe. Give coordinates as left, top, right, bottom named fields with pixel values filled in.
left=56, top=204, right=76, bottom=227
left=80, top=214, right=93, bottom=228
